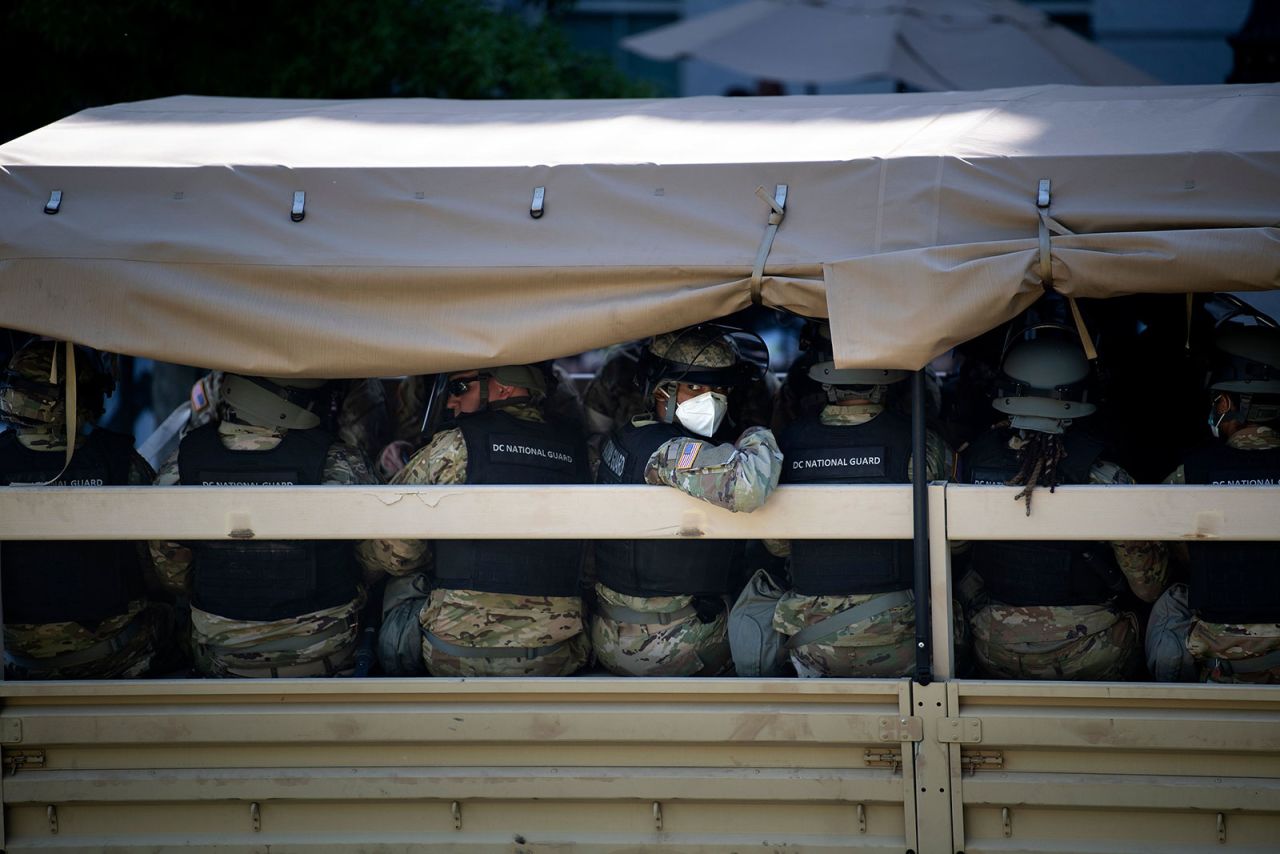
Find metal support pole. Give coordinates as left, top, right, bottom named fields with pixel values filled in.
left=911, top=369, right=933, bottom=685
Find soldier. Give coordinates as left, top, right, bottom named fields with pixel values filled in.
left=0, top=340, right=171, bottom=678
left=152, top=374, right=378, bottom=677
left=958, top=323, right=1167, bottom=680
left=593, top=324, right=783, bottom=676
left=1149, top=324, right=1280, bottom=683
left=359, top=365, right=592, bottom=677
left=769, top=359, right=952, bottom=677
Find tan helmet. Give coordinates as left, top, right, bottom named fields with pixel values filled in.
left=219, top=375, right=331, bottom=429
left=992, top=325, right=1096, bottom=433
left=0, top=341, right=111, bottom=428
left=805, top=323, right=908, bottom=401
left=489, top=364, right=548, bottom=398
left=1208, top=324, right=1280, bottom=425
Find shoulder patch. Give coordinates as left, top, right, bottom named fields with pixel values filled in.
left=676, top=441, right=703, bottom=470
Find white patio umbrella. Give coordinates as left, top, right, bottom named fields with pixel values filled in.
left=622, top=0, right=1158, bottom=90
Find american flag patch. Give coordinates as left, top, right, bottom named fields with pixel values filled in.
left=675, top=441, right=702, bottom=470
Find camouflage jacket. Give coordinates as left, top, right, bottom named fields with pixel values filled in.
left=1163, top=424, right=1280, bottom=484
left=638, top=420, right=783, bottom=514
left=150, top=421, right=378, bottom=594
left=358, top=404, right=586, bottom=651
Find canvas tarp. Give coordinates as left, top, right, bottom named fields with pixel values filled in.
left=0, top=85, right=1277, bottom=377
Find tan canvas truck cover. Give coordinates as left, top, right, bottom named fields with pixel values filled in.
left=1, top=84, right=1277, bottom=376
left=0, top=86, right=1279, bottom=852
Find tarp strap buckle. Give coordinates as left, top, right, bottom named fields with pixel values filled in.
left=750, top=184, right=787, bottom=304
left=1035, top=179, right=1097, bottom=361
left=530, top=186, right=546, bottom=219
left=44, top=190, right=63, bottom=215
left=291, top=191, right=306, bottom=223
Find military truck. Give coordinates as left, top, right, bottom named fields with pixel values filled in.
left=0, top=84, right=1277, bottom=852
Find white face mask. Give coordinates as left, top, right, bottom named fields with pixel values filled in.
left=675, top=391, right=728, bottom=438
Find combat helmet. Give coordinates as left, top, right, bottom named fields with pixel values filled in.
left=1207, top=323, right=1280, bottom=425
left=220, top=375, right=333, bottom=430
left=992, top=324, right=1095, bottom=434
left=0, top=340, right=113, bottom=428
left=806, top=323, right=908, bottom=403
left=641, top=324, right=765, bottom=420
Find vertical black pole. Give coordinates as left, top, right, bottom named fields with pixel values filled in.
left=912, top=368, right=933, bottom=685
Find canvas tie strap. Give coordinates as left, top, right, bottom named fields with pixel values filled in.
left=422, top=628, right=566, bottom=661
left=597, top=599, right=698, bottom=626
left=750, top=184, right=788, bottom=305
left=785, top=589, right=912, bottom=650
left=1036, top=180, right=1097, bottom=360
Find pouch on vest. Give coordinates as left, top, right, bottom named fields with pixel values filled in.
left=1146, top=583, right=1197, bottom=683
left=377, top=573, right=431, bottom=676
left=728, top=569, right=791, bottom=677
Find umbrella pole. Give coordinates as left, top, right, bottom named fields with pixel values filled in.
left=911, top=368, right=933, bottom=685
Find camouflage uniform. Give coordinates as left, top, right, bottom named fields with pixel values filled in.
left=358, top=403, right=590, bottom=677
left=3, top=430, right=171, bottom=679
left=769, top=402, right=951, bottom=677
left=966, top=434, right=1163, bottom=680
left=1152, top=424, right=1280, bottom=683
left=152, top=421, right=377, bottom=676
left=1, top=343, right=173, bottom=679
left=593, top=419, right=782, bottom=676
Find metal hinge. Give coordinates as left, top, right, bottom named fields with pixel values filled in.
left=938, top=716, right=982, bottom=743
left=878, top=716, right=923, bottom=742
left=4, top=749, right=46, bottom=775
left=864, top=749, right=903, bottom=771
left=959, top=750, right=1003, bottom=774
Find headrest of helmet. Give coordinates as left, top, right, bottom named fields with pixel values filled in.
left=808, top=362, right=910, bottom=388
left=992, top=325, right=1096, bottom=423
left=220, top=375, right=330, bottom=430
left=1209, top=325, right=1280, bottom=396
left=489, top=364, right=548, bottom=397
left=0, top=340, right=112, bottom=427
left=642, top=324, right=764, bottom=389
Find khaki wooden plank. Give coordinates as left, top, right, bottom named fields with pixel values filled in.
left=965, top=713, right=1280, bottom=752
left=7, top=704, right=900, bottom=746
left=3, top=766, right=905, bottom=804
left=0, top=484, right=914, bottom=541
left=964, top=773, right=1280, bottom=811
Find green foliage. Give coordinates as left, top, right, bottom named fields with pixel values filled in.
left=0, top=0, right=650, bottom=143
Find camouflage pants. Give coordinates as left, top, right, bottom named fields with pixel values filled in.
left=591, top=584, right=732, bottom=677
left=971, top=602, right=1139, bottom=681
left=192, top=593, right=363, bottom=678
left=774, top=591, right=917, bottom=679
left=422, top=632, right=590, bottom=677
left=1148, top=583, right=1280, bottom=684
left=4, top=601, right=172, bottom=680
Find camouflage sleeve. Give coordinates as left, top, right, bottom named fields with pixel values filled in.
left=645, top=425, right=782, bottom=513
left=1092, top=460, right=1169, bottom=603
left=322, top=443, right=379, bottom=486
left=337, top=378, right=391, bottom=459
left=149, top=448, right=192, bottom=596
left=907, top=428, right=953, bottom=482
left=391, top=375, right=429, bottom=443
left=355, top=428, right=468, bottom=576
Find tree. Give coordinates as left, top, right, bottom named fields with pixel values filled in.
left=1, top=0, right=649, bottom=143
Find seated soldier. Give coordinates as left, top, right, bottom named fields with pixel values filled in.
left=1, top=340, right=172, bottom=679
left=1149, top=324, right=1280, bottom=683
left=770, top=343, right=951, bottom=677
left=360, top=365, right=592, bottom=677
left=958, top=323, right=1167, bottom=681
left=152, top=375, right=377, bottom=677
left=592, top=324, right=782, bottom=676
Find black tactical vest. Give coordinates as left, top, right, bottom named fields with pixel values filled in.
left=432, top=410, right=589, bottom=597
left=778, top=410, right=915, bottom=595
left=595, top=422, right=741, bottom=597
left=0, top=429, right=146, bottom=625
left=1182, top=442, right=1280, bottom=623
left=177, top=424, right=357, bottom=621
left=960, top=428, right=1125, bottom=606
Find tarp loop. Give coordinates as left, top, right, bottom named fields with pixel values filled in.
left=1035, top=180, right=1097, bottom=360
left=750, top=184, right=787, bottom=304
left=291, top=191, right=306, bottom=223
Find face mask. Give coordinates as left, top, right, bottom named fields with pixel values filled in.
left=675, top=391, right=728, bottom=438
